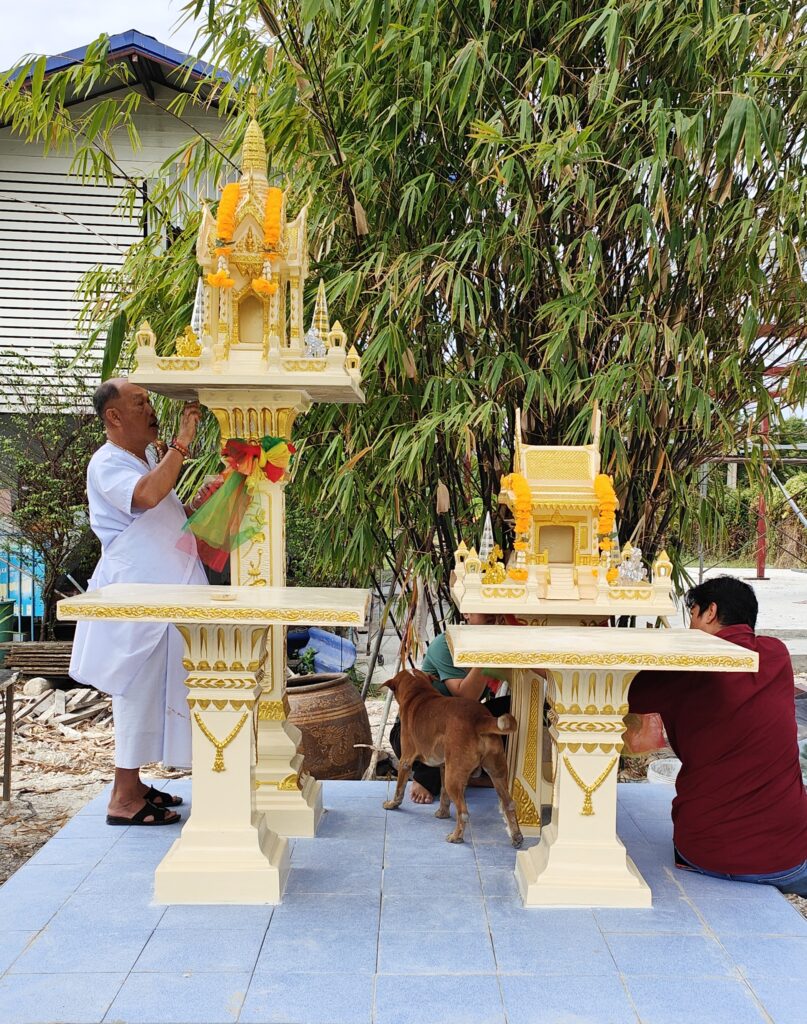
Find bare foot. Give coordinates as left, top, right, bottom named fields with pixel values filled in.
left=410, top=781, right=435, bottom=804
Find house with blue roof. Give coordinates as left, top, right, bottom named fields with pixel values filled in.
left=0, top=31, right=224, bottom=636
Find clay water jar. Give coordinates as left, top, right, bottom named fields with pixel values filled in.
left=286, top=672, right=372, bottom=780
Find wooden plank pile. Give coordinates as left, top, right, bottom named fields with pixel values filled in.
left=0, top=682, right=112, bottom=736
left=1, top=641, right=73, bottom=680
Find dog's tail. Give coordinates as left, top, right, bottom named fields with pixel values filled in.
left=480, top=713, right=518, bottom=735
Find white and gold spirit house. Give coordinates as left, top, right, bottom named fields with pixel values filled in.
left=128, top=100, right=366, bottom=840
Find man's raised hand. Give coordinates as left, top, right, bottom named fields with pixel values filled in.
left=178, top=401, right=202, bottom=446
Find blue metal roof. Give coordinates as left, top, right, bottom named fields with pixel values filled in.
left=42, top=29, right=226, bottom=81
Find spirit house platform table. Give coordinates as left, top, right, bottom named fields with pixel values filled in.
left=446, top=625, right=757, bottom=908
left=59, top=585, right=369, bottom=904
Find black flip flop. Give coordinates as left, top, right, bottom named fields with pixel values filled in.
left=143, top=785, right=183, bottom=808
left=106, top=802, right=182, bottom=826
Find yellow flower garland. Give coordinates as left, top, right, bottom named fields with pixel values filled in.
left=252, top=277, right=278, bottom=296
left=264, top=187, right=283, bottom=251
left=216, top=183, right=240, bottom=242
left=593, top=473, right=618, bottom=554
left=502, top=472, right=532, bottom=581
left=207, top=269, right=235, bottom=289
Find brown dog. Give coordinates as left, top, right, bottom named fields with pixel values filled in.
left=383, top=669, right=523, bottom=846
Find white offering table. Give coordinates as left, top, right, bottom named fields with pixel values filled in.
left=58, top=584, right=369, bottom=904
left=446, top=625, right=757, bottom=908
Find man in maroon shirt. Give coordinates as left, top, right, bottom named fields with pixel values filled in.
left=629, top=576, right=807, bottom=895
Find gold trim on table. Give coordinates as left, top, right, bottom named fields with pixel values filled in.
left=58, top=602, right=363, bottom=625
left=451, top=650, right=756, bottom=670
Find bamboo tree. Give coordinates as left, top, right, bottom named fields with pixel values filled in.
left=2, top=0, right=806, bottom=610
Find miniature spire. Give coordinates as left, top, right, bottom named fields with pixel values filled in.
left=312, top=279, right=330, bottom=336
left=241, top=88, right=267, bottom=176
left=479, top=512, right=495, bottom=562
left=191, top=277, right=204, bottom=337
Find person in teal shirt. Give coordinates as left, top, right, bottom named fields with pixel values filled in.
left=389, top=612, right=510, bottom=803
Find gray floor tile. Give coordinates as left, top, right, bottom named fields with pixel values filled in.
left=625, top=975, right=768, bottom=1024
left=380, top=894, right=487, bottom=933
left=157, top=904, right=274, bottom=930
left=255, top=929, right=378, bottom=974
left=133, top=926, right=265, bottom=972
left=0, top=932, right=36, bottom=974
left=0, top=971, right=125, bottom=1024
left=240, top=971, right=374, bottom=1023
left=375, top=973, right=505, bottom=1024
left=9, top=924, right=154, bottom=975
left=748, top=975, right=807, bottom=1024
left=719, top=934, right=807, bottom=980
left=500, top=973, right=639, bottom=1024
left=378, top=928, right=496, bottom=974
left=605, top=932, right=735, bottom=977
left=104, top=971, right=249, bottom=1023
left=694, top=895, right=807, bottom=936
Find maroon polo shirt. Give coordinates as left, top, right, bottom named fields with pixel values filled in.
left=629, top=625, right=807, bottom=874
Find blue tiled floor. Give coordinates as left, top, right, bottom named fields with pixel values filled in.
left=0, top=780, right=805, bottom=1023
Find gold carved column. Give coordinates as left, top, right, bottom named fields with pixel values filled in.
left=202, top=388, right=323, bottom=838
left=155, top=622, right=289, bottom=903
left=515, top=667, right=650, bottom=907
left=505, top=670, right=550, bottom=837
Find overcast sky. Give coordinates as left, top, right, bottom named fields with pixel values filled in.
left=1, top=0, right=202, bottom=69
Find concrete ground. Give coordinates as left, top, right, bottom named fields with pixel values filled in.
left=1, top=780, right=805, bottom=1024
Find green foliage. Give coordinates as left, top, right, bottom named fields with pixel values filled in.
left=0, top=355, right=104, bottom=637
left=3, top=2, right=807, bottom=608
left=297, top=646, right=317, bottom=675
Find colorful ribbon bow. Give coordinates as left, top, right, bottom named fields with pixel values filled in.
left=180, top=435, right=296, bottom=572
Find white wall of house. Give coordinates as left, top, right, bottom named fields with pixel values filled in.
left=0, top=82, right=222, bottom=410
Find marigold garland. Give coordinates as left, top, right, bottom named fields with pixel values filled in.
left=216, top=183, right=240, bottom=242
left=501, top=473, right=532, bottom=534
left=501, top=472, right=532, bottom=581
left=207, top=269, right=235, bottom=289
left=263, top=187, right=283, bottom=251
left=252, top=277, right=279, bottom=296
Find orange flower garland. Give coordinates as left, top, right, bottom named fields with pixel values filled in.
left=207, top=268, right=235, bottom=289
left=252, top=277, right=279, bottom=296
left=216, top=183, right=240, bottom=242
left=593, top=473, right=618, bottom=556
left=501, top=472, right=532, bottom=581
left=263, top=187, right=283, bottom=251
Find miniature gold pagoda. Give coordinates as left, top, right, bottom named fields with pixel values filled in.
left=131, top=97, right=362, bottom=403
left=452, top=405, right=674, bottom=619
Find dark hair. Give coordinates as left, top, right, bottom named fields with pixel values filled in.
left=684, top=576, right=758, bottom=629
left=93, top=380, right=120, bottom=420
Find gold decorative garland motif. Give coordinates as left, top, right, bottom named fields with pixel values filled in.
left=452, top=651, right=755, bottom=670
left=156, top=357, right=201, bottom=371
left=187, top=698, right=253, bottom=712
left=512, top=777, right=541, bottom=827
left=184, top=676, right=256, bottom=689
left=556, top=720, right=624, bottom=733
left=59, top=603, right=363, bottom=625
left=481, top=587, right=527, bottom=599
left=562, top=755, right=617, bottom=815
left=522, top=682, right=541, bottom=789
left=282, top=360, right=327, bottom=372
left=193, top=712, right=249, bottom=772
left=254, top=773, right=301, bottom=791
left=257, top=698, right=290, bottom=721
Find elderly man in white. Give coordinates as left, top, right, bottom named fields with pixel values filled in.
left=71, top=379, right=210, bottom=826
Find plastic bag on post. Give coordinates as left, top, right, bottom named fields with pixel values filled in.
left=622, top=713, right=667, bottom=756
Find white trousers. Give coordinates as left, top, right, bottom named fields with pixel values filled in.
left=111, top=626, right=191, bottom=769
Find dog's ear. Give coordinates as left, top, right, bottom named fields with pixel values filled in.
left=382, top=675, right=399, bottom=693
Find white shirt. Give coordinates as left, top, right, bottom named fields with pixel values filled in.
left=87, top=442, right=157, bottom=549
